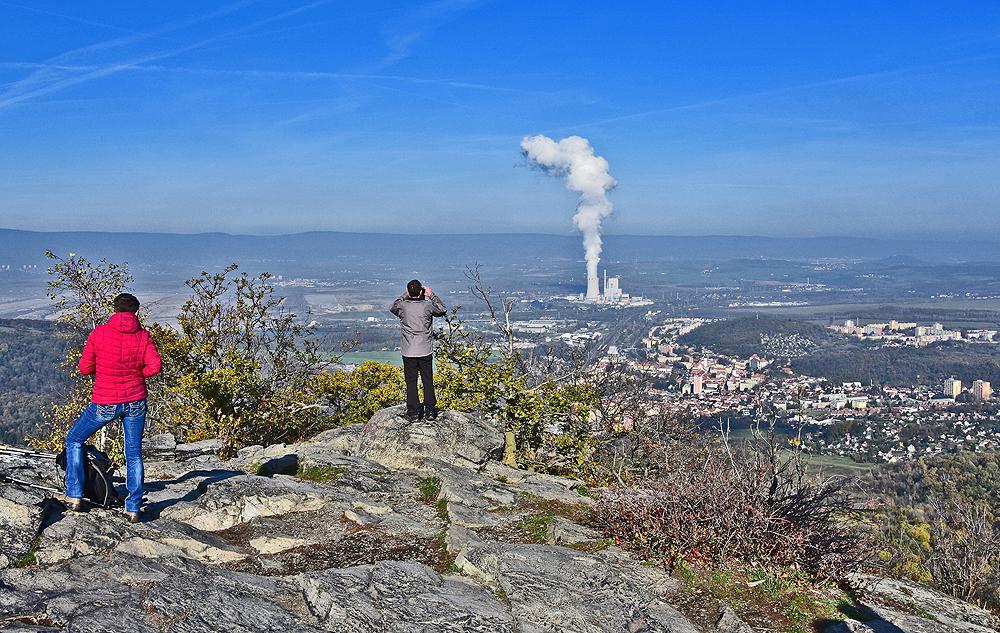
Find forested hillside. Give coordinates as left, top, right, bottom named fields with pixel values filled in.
left=0, top=319, right=69, bottom=444
left=679, top=316, right=836, bottom=358
left=794, top=342, right=1000, bottom=388
left=681, top=315, right=1000, bottom=387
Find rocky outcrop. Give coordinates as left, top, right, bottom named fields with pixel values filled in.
left=1, top=406, right=996, bottom=633
left=359, top=405, right=504, bottom=469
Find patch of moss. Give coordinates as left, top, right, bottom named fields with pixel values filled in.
left=435, top=497, right=450, bottom=521
left=13, top=535, right=41, bottom=568
left=417, top=476, right=442, bottom=504
left=516, top=512, right=553, bottom=544
left=494, top=587, right=510, bottom=605
left=296, top=465, right=347, bottom=482
left=674, top=564, right=864, bottom=633
left=517, top=493, right=593, bottom=525
left=575, top=485, right=594, bottom=498
left=569, top=538, right=613, bottom=553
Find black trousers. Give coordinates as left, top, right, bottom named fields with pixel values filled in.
left=402, top=354, right=435, bottom=417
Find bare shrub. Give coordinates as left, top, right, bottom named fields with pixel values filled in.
left=593, top=424, right=874, bottom=579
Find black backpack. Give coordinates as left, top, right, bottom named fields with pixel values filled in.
left=56, top=445, right=119, bottom=508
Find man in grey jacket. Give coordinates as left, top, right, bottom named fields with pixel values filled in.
left=390, top=279, right=448, bottom=421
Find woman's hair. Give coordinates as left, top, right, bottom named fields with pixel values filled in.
left=113, top=293, right=140, bottom=313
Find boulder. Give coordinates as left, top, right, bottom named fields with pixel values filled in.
left=175, top=438, right=223, bottom=460
left=0, top=553, right=319, bottom=632
left=358, top=406, right=504, bottom=470
left=716, top=604, right=753, bottom=633
left=143, top=433, right=177, bottom=460
left=843, top=574, right=1000, bottom=633
left=159, top=475, right=333, bottom=532
left=0, top=453, right=58, bottom=569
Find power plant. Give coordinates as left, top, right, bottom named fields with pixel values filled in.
left=576, top=268, right=649, bottom=306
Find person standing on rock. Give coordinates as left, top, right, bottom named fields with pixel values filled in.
left=390, top=279, right=447, bottom=422
left=62, top=293, right=162, bottom=523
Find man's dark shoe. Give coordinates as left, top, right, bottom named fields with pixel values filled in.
left=426, top=408, right=440, bottom=421
left=406, top=413, right=421, bottom=422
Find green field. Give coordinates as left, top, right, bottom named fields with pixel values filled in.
left=337, top=351, right=403, bottom=367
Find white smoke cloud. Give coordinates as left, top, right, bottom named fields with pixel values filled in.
left=520, top=134, right=616, bottom=291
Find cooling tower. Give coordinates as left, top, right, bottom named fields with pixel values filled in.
left=586, top=268, right=600, bottom=301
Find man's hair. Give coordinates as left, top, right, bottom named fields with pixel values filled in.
left=113, top=293, right=140, bottom=313
left=407, top=279, right=423, bottom=298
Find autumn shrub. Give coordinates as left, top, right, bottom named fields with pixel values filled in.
left=593, top=428, right=874, bottom=579
left=877, top=497, right=1000, bottom=610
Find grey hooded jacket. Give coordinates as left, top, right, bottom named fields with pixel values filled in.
left=390, top=293, right=447, bottom=358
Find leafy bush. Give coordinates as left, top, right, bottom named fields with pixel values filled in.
left=434, top=310, right=598, bottom=473
left=305, top=361, right=404, bottom=426
left=149, top=264, right=333, bottom=455
left=593, top=428, right=873, bottom=579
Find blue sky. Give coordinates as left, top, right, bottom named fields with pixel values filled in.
left=0, top=1, right=998, bottom=238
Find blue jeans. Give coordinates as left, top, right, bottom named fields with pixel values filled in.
left=65, top=400, right=146, bottom=512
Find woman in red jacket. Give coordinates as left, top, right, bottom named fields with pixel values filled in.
left=63, top=293, right=162, bottom=522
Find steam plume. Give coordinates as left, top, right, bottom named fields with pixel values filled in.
left=520, top=135, right=616, bottom=297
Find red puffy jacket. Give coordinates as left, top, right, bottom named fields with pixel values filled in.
left=78, top=312, right=162, bottom=405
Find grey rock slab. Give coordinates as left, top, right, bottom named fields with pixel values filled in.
left=0, top=553, right=322, bottom=632
left=455, top=542, right=693, bottom=633
left=508, top=474, right=596, bottom=507
left=142, top=433, right=176, bottom=460
left=715, top=604, right=753, bottom=633
left=159, top=474, right=333, bottom=531
left=359, top=406, right=504, bottom=470
left=296, top=559, right=515, bottom=632
left=175, top=438, right=222, bottom=459
left=853, top=574, right=1000, bottom=633
left=304, top=424, right=364, bottom=455
left=547, top=515, right=602, bottom=546
left=446, top=501, right=504, bottom=529
left=0, top=481, right=51, bottom=569
left=35, top=511, right=246, bottom=566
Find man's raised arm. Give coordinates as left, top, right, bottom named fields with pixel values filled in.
left=429, top=293, right=447, bottom=317
left=390, top=294, right=407, bottom=318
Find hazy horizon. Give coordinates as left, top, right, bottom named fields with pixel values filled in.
left=0, top=226, right=1000, bottom=244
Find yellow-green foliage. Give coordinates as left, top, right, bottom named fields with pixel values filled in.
left=147, top=264, right=336, bottom=456
left=306, top=361, right=405, bottom=426
left=433, top=313, right=598, bottom=472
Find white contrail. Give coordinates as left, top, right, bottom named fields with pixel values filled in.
left=521, top=134, right=616, bottom=298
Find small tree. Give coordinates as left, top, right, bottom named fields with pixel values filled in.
left=433, top=266, right=600, bottom=472
left=151, top=264, right=333, bottom=454
left=29, top=251, right=135, bottom=459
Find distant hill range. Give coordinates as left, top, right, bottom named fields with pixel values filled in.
left=3, top=229, right=1000, bottom=273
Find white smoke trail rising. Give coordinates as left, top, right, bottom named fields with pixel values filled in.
left=520, top=134, right=616, bottom=296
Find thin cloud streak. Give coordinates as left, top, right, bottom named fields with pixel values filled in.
left=0, top=61, right=522, bottom=93
left=552, top=53, right=1000, bottom=133
left=0, top=0, right=317, bottom=111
